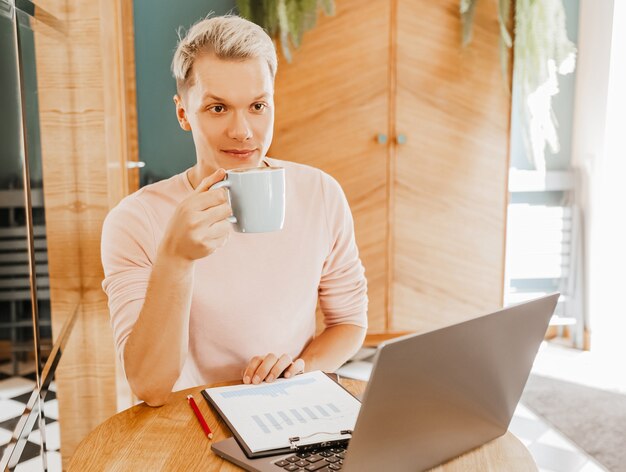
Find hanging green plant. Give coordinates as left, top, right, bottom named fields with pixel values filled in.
left=236, top=0, right=335, bottom=62
left=461, top=0, right=576, bottom=170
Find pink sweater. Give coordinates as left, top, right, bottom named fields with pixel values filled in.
left=101, top=158, right=368, bottom=390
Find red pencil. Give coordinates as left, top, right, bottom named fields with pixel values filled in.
left=187, top=394, right=213, bottom=439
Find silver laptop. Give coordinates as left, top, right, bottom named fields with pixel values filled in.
left=211, top=293, right=559, bottom=472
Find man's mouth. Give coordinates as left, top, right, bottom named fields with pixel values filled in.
left=221, top=149, right=257, bottom=158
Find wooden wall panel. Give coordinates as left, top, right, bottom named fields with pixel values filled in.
left=98, top=0, right=138, bottom=411
left=31, top=2, right=81, bottom=360
left=392, top=0, right=511, bottom=332
left=100, top=0, right=140, bottom=205
left=270, top=0, right=391, bottom=333
left=33, top=0, right=134, bottom=464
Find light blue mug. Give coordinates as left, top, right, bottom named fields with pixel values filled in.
left=210, top=167, right=285, bottom=233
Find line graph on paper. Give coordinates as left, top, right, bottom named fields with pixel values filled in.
left=220, top=376, right=316, bottom=399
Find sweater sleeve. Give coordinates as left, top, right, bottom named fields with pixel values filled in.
left=318, top=172, right=368, bottom=329
left=100, top=197, right=156, bottom=365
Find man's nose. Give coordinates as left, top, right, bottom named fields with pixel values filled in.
left=227, top=112, right=252, bottom=141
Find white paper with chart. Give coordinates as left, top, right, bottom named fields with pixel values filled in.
left=203, top=371, right=361, bottom=453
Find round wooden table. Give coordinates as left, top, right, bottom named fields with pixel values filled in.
left=68, top=378, right=537, bottom=471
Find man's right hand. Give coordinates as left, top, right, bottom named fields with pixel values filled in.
left=159, top=168, right=233, bottom=262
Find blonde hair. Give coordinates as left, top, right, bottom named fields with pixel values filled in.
left=172, top=15, right=278, bottom=95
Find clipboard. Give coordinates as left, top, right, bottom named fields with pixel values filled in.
left=202, top=371, right=361, bottom=459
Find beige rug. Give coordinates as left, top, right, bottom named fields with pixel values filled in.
left=521, top=374, right=626, bottom=472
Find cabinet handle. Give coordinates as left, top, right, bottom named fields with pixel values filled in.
left=376, top=133, right=388, bottom=145
left=126, top=161, right=146, bottom=169
left=396, top=134, right=407, bottom=145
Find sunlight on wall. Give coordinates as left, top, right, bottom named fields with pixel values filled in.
left=590, top=0, right=626, bottom=359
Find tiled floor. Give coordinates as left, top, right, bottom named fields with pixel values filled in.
left=509, top=403, right=607, bottom=472
left=0, top=362, right=60, bottom=472
left=524, top=341, right=626, bottom=472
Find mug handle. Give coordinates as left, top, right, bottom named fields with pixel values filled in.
left=209, top=180, right=237, bottom=224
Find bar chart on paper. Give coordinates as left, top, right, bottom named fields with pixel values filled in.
left=204, top=371, right=361, bottom=453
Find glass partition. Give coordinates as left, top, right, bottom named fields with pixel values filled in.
left=0, top=0, right=33, bottom=381
left=0, top=0, right=74, bottom=469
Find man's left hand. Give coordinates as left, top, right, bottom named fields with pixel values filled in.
left=242, top=353, right=305, bottom=384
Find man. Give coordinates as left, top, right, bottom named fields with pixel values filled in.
left=101, top=15, right=367, bottom=407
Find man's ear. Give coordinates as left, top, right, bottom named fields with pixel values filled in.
left=173, top=94, right=192, bottom=131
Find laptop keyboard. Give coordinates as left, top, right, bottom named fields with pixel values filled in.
left=272, top=446, right=346, bottom=471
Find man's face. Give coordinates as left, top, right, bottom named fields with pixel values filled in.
left=174, top=53, right=274, bottom=172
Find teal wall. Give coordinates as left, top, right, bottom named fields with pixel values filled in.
left=0, top=7, right=43, bottom=189
left=19, top=12, right=43, bottom=187
left=0, top=8, right=23, bottom=189
left=133, top=0, right=237, bottom=185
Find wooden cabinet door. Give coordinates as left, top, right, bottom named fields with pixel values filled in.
left=270, top=0, right=391, bottom=332
left=392, top=0, right=511, bottom=332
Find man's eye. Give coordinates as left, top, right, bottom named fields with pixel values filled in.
left=253, top=103, right=266, bottom=112
left=210, top=105, right=225, bottom=113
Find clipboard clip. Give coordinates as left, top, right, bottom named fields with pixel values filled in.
left=288, top=430, right=353, bottom=451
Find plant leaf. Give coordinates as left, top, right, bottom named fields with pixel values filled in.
left=236, top=0, right=252, bottom=20
left=498, top=0, right=513, bottom=88
left=263, top=0, right=278, bottom=35
left=286, top=0, right=303, bottom=48
left=238, top=0, right=334, bottom=61
left=319, top=0, right=334, bottom=16
left=277, top=0, right=292, bottom=62
left=460, top=0, right=479, bottom=47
